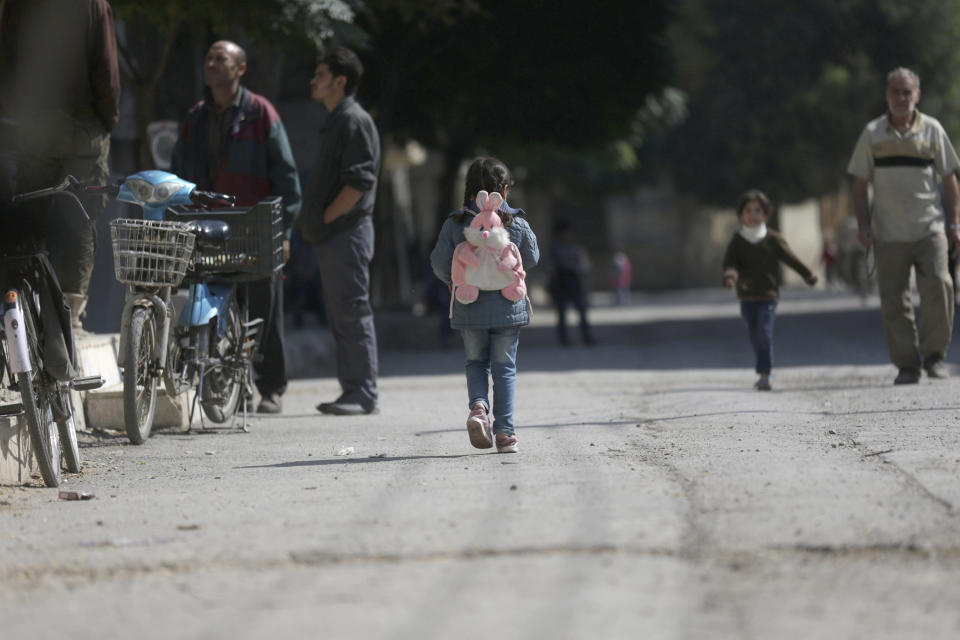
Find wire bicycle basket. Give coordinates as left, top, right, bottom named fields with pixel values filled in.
left=110, top=218, right=196, bottom=287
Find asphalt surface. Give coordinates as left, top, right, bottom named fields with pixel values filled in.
left=1, top=288, right=959, bottom=639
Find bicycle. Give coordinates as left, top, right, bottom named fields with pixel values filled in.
left=0, top=176, right=105, bottom=486
left=107, top=170, right=280, bottom=442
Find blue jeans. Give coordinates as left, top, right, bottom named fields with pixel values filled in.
left=740, top=300, right=777, bottom=374
left=461, top=327, right=520, bottom=436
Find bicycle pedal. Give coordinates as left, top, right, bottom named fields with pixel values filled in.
left=0, top=402, right=24, bottom=416
left=70, top=375, right=105, bottom=391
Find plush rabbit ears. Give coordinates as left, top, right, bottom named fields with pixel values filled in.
left=476, top=190, right=504, bottom=213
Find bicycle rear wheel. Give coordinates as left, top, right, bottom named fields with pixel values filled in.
left=56, top=387, right=80, bottom=473
left=200, top=300, right=243, bottom=424
left=123, top=306, right=157, bottom=444
left=16, top=291, right=62, bottom=487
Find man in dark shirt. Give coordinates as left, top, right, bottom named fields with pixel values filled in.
left=1, top=0, right=121, bottom=330
left=298, top=46, right=381, bottom=416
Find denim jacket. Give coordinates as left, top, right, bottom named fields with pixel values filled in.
left=430, top=202, right=540, bottom=330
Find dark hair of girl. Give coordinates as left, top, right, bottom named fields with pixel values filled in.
left=736, top=189, right=773, bottom=217
left=456, top=156, right=514, bottom=225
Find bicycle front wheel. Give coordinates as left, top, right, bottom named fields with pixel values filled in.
left=123, top=306, right=157, bottom=444
left=17, top=293, right=62, bottom=487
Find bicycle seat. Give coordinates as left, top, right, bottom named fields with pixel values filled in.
left=187, top=220, right=229, bottom=252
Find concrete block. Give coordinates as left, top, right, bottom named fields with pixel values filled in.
left=84, top=383, right=191, bottom=432
left=73, top=333, right=121, bottom=433
left=77, top=333, right=121, bottom=386
left=0, top=415, right=36, bottom=485
left=1, top=333, right=125, bottom=485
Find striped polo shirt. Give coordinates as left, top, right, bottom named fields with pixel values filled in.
left=847, top=111, right=960, bottom=242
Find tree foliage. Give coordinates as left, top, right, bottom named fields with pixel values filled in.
left=110, top=0, right=359, bottom=165
left=356, top=0, right=673, bottom=208
left=662, top=0, right=960, bottom=205
left=363, top=1, right=671, bottom=147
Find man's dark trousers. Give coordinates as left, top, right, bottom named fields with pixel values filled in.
left=248, top=271, right=287, bottom=398
left=313, top=215, right=378, bottom=410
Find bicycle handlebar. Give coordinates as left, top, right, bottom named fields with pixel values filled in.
left=191, top=190, right=237, bottom=208
left=11, top=176, right=237, bottom=217
left=83, top=183, right=121, bottom=197
left=11, top=175, right=91, bottom=220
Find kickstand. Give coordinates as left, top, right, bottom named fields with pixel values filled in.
left=226, top=375, right=249, bottom=433
left=235, top=368, right=252, bottom=433
left=190, top=361, right=207, bottom=432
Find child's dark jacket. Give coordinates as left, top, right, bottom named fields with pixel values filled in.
left=722, top=230, right=814, bottom=300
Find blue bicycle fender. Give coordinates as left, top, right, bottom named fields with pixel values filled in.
left=180, top=282, right=232, bottom=331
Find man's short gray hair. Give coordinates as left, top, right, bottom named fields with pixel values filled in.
left=887, top=67, right=920, bottom=89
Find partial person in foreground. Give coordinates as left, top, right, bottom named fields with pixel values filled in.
left=548, top=219, right=595, bottom=346
left=1, top=0, right=121, bottom=331
left=847, top=67, right=960, bottom=385
left=430, top=157, right=540, bottom=453
left=722, top=189, right=818, bottom=391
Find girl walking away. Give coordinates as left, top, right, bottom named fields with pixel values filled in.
left=430, top=157, right=540, bottom=453
left=722, top=189, right=818, bottom=391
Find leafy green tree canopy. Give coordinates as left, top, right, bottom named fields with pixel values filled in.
left=663, top=0, right=960, bottom=205
left=359, top=1, right=673, bottom=158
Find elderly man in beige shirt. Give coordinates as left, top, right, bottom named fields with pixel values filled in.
left=848, top=67, right=960, bottom=385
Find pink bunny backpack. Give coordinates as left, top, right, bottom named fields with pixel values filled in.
left=450, top=190, right=527, bottom=306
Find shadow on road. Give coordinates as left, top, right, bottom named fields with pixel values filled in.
left=378, top=306, right=897, bottom=377
left=238, top=453, right=477, bottom=469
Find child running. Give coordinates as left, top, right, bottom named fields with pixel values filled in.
left=722, top=189, right=818, bottom=391
left=430, top=157, right=540, bottom=452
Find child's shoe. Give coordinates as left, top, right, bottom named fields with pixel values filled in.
left=466, top=404, right=494, bottom=449
left=496, top=433, right=519, bottom=454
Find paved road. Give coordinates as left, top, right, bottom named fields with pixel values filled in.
left=2, top=289, right=960, bottom=639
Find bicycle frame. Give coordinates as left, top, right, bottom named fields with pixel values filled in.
left=182, top=281, right=233, bottom=331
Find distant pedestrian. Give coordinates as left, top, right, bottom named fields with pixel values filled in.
left=610, top=251, right=633, bottom=305
left=430, top=157, right=540, bottom=453
left=548, top=219, right=594, bottom=345
left=820, top=241, right=838, bottom=288
left=722, top=189, right=818, bottom=391
left=848, top=67, right=960, bottom=384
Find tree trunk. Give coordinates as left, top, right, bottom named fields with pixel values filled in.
left=432, top=141, right=469, bottom=239
left=136, top=83, right=156, bottom=169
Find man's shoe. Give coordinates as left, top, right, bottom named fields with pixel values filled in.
left=894, top=367, right=920, bottom=385
left=317, top=401, right=379, bottom=416
left=924, top=358, right=950, bottom=379
left=466, top=404, right=494, bottom=449
left=257, top=394, right=282, bottom=414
